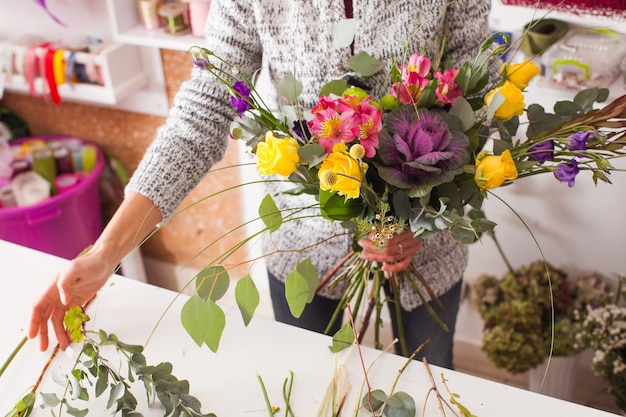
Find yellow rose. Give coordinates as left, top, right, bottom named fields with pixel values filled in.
left=474, top=149, right=518, bottom=190
left=318, top=142, right=365, bottom=199
left=256, top=131, right=300, bottom=177
left=501, top=59, right=540, bottom=90
left=485, top=81, right=525, bottom=121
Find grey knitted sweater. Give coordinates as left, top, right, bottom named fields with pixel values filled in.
left=127, top=0, right=491, bottom=310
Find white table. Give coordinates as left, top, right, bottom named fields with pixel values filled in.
left=0, top=240, right=618, bottom=416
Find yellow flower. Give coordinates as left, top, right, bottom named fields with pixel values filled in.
left=485, top=81, right=526, bottom=121
left=474, top=149, right=518, bottom=190
left=501, top=60, right=540, bottom=90
left=318, top=142, right=365, bottom=199
left=256, top=131, right=300, bottom=177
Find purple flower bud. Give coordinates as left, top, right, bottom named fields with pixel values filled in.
left=568, top=131, right=596, bottom=151
left=192, top=56, right=212, bottom=70
left=292, top=120, right=312, bottom=141
left=528, top=140, right=554, bottom=164
left=231, top=80, right=252, bottom=115
left=555, top=159, right=579, bottom=187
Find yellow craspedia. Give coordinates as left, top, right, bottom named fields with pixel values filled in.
left=318, top=142, right=365, bottom=199
left=484, top=81, right=526, bottom=121
left=256, top=131, right=300, bottom=177
left=501, top=59, right=540, bottom=90
left=474, top=149, right=518, bottom=190
left=349, top=144, right=366, bottom=160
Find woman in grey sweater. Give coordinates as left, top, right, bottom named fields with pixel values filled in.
left=29, top=0, right=491, bottom=369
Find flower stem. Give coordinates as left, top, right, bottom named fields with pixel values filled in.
left=490, top=231, right=515, bottom=275
left=0, top=336, right=27, bottom=378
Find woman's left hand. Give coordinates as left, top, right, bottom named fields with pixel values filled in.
left=358, top=229, right=422, bottom=273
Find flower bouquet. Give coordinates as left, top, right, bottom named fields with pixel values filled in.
left=186, top=22, right=626, bottom=355
left=472, top=261, right=613, bottom=374
left=577, top=276, right=626, bottom=413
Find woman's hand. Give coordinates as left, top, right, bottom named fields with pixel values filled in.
left=358, top=228, right=422, bottom=273
left=28, top=252, right=114, bottom=351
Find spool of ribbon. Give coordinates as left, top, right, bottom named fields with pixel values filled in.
left=10, top=158, right=32, bottom=178
left=138, top=0, right=164, bottom=30
left=52, top=144, right=74, bottom=173
left=12, top=171, right=51, bottom=207
left=54, top=172, right=80, bottom=193
left=81, top=144, right=98, bottom=173
left=20, top=139, right=46, bottom=157
left=520, top=19, right=570, bottom=56
left=158, top=2, right=191, bottom=35
left=0, top=183, right=17, bottom=208
left=32, top=147, right=57, bottom=184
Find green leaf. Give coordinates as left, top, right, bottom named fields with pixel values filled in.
left=333, top=18, right=356, bottom=48
left=181, top=294, right=213, bottom=347
left=95, top=369, right=108, bottom=397
left=298, top=143, right=326, bottom=166
left=319, top=79, right=348, bottom=98
left=64, top=402, right=89, bottom=417
left=361, top=389, right=385, bottom=411
left=39, top=392, right=61, bottom=407
left=106, top=383, right=125, bottom=410
left=285, top=259, right=319, bottom=318
left=235, top=274, right=260, bottom=326
left=259, top=194, right=283, bottom=233
left=319, top=189, right=363, bottom=221
left=346, top=52, right=385, bottom=77
left=203, top=300, right=226, bottom=353
left=383, top=391, right=416, bottom=417
left=63, top=306, right=90, bottom=343
left=329, top=322, right=355, bottom=353
left=277, top=73, right=302, bottom=103
left=195, top=265, right=230, bottom=302
left=448, top=97, right=474, bottom=132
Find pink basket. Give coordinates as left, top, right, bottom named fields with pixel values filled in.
left=0, top=136, right=104, bottom=259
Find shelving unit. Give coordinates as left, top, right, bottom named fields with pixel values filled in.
left=0, top=0, right=169, bottom=116
left=106, top=0, right=205, bottom=52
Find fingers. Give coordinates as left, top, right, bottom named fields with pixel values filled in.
left=358, top=229, right=422, bottom=271
left=51, top=308, right=70, bottom=350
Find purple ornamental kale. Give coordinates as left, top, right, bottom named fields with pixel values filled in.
left=568, top=131, right=596, bottom=151
left=528, top=140, right=554, bottom=164
left=231, top=81, right=252, bottom=115
left=375, top=106, right=469, bottom=193
left=555, top=159, right=579, bottom=187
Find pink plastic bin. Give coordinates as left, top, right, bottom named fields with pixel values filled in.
left=0, top=136, right=104, bottom=259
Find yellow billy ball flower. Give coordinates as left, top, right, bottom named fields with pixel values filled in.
left=349, top=144, right=366, bottom=159
left=474, top=149, right=518, bottom=190
left=256, top=131, right=300, bottom=177
left=501, top=59, right=540, bottom=90
left=318, top=142, right=365, bottom=199
left=485, top=81, right=526, bottom=121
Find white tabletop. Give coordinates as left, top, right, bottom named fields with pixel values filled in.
left=0, top=240, right=618, bottom=416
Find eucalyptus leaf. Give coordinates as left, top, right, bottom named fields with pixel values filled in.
left=333, top=18, right=356, bottom=48
left=195, top=265, right=230, bottom=302
left=181, top=294, right=213, bottom=347
left=346, top=52, right=385, bottom=77
left=235, top=274, right=260, bottom=326
left=285, top=259, right=319, bottom=318
left=383, top=391, right=416, bottom=417
left=319, top=79, right=349, bottom=98
left=329, top=322, right=355, bottom=353
left=361, top=389, right=385, bottom=412
left=277, top=73, right=302, bottom=103
left=298, top=143, right=326, bottom=166
left=203, top=300, right=226, bottom=352
left=259, top=193, right=283, bottom=232
left=64, top=402, right=89, bottom=417
left=448, top=97, right=475, bottom=132
left=450, top=223, right=479, bottom=244
left=39, top=392, right=61, bottom=407
left=106, top=383, right=125, bottom=410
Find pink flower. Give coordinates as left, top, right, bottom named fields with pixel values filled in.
left=348, top=97, right=382, bottom=158
left=392, top=72, right=430, bottom=105
left=434, top=68, right=462, bottom=104
left=311, top=95, right=337, bottom=115
left=402, top=53, right=431, bottom=81
left=308, top=107, right=357, bottom=153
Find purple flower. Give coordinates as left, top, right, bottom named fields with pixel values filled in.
left=192, top=56, right=212, bottom=70
left=292, top=119, right=312, bottom=142
left=231, top=81, right=252, bottom=115
left=555, top=159, right=579, bottom=187
left=375, top=106, right=469, bottom=191
left=528, top=140, right=554, bottom=164
left=568, top=131, right=595, bottom=151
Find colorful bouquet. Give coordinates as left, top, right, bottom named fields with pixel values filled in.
left=186, top=25, right=626, bottom=354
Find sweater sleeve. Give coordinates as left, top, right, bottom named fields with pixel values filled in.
left=126, top=0, right=263, bottom=220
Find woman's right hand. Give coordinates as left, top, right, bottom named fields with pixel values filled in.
left=28, top=250, right=115, bottom=351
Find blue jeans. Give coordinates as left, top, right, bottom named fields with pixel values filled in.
left=268, top=271, right=463, bottom=369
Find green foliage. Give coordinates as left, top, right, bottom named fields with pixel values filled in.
left=64, top=306, right=90, bottom=343
left=235, top=274, right=260, bottom=326
left=362, top=390, right=416, bottom=417
left=285, top=258, right=318, bottom=318
left=259, top=194, right=283, bottom=233
left=328, top=322, right=355, bottom=353
left=472, top=262, right=613, bottom=374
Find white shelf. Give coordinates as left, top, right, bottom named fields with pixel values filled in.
left=107, top=0, right=205, bottom=52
